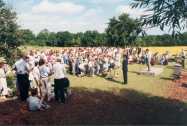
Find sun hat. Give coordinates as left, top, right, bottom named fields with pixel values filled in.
left=0, top=57, right=6, bottom=63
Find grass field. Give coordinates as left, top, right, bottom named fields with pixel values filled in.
left=69, top=64, right=173, bottom=97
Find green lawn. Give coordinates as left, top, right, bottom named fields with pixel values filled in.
left=69, top=63, right=173, bottom=98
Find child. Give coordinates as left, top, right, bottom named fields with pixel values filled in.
left=27, top=88, right=50, bottom=111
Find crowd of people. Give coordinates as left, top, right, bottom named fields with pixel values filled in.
left=0, top=47, right=123, bottom=111
left=0, top=47, right=186, bottom=111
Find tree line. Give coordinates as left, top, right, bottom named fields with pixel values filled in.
left=18, top=28, right=187, bottom=47
left=0, top=0, right=187, bottom=55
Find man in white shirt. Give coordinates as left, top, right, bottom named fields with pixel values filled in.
left=52, top=58, right=67, bottom=103
left=13, top=54, right=30, bottom=101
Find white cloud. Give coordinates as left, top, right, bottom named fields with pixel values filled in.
left=116, top=5, right=150, bottom=18
left=17, top=5, right=106, bottom=34
left=115, top=5, right=169, bottom=35
left=32, top=0, right=85, bottom=15
left=91, top=0, right=123, bottom=4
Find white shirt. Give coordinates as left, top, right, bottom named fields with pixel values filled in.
left=39, top=65, right=50, bottom=78
left=0, top=68, right=6, bottom=78
left=14, top=59, right=29, bottom=74
left=181, top=50, right=186, bottom=57
left=27, top=96, right=41, bottom=111
left=53, top=62, right=66, bottom=79
left=28, top=55, right=35, bottom=68
left=32, top=66, right=40, bottom=80
left=147, top=52, right=152, bottom=61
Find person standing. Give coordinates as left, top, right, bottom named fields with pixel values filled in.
left=38, top=58, right=51, bottom=102
left=181, top=49, right=186, bottom=69
left=0, top=57, right=8, bottom=99
left=145, top=49, right=152, bottom=71
left=122, top=50, right=128, bottom=85
left=13, top=54, right=30, bottom=101
left=52, top=58, right=67, bottom=103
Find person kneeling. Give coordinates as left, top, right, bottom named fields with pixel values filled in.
left=27, top=89, right=50, bottom=111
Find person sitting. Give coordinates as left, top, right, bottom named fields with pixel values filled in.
left=102, top=60, right=109, bottom=77
left=27, top=88, right=50, bottom=111
left=88, top=59, right=95, bottom=77
left=128, top=55, right=133, bottom=64
left=160, top=54, right=168, bottom=65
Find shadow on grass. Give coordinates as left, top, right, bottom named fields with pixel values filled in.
left=128, top=71, right=140, bottom=74
left=0, top=87, right=187, bottom=125
left=104, top=77, right=124, bottom=84
left=160, top=77, right=173, bottom=81
left=166, top=65, right=175, bottom=70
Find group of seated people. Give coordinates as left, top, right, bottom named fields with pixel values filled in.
left=126, top=48, right=186, bottom=66
left=0, top=47, right=186, bottom=112
left=26, top=47, right=122, bottom=77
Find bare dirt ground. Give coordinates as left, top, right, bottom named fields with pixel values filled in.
left=0, top=86, right=187, bottom=125
left=1, top=65, right=187, bottom=125
left=167, top=71, right=187, bottom=102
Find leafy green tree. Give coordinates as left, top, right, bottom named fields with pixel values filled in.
left=36, top=29, right=50, bottom=46
left=80, top=30, right=104, bottom=46
left=56, top=31, right=73, bottom=46
left=106, top=13, right=144, bottom=46
left=17, top=29, right=35, bottom=45
left=46, top=32, right=57, bottom=46
left=132, top=0, right=187, bottom=36
left=0, top=0, right=19, bottom=64
left=73, top=32, right=83, bottom=46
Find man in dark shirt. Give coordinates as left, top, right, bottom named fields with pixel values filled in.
left=122, top=50, right=128, bottom=84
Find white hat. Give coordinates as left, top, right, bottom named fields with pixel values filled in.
left=0, top=57, right=6, bottom=63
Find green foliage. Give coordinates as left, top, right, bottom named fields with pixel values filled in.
left=56, top=31, right=73, bottom=46
left=19, top=28, right=187, bottom=47
left=16, top=12, right=187, bottom=47
left=106, top=13, right=144, bottom=46
left=17, top=29, right=35, bottom=45
left=0, top=0, right=20, bottom=64
left=80, top=30, right=106, bottom=46
left=26, top=29, right=106, bottom=47
left=131, top=0, right=187, bottom=36
left=136, top=32, right=187, bottom=46
left=36, top=29, right=49, bottom=46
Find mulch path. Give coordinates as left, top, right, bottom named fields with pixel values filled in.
left=167, top=71, right=187, bottom=102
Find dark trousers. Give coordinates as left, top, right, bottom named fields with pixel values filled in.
left=75, top=65, right=81, bottom=75
left=54, top=78, right=65, bottom=103
left=122, top=69, right=128, bottom=84
left=182, top=59, right=185, bottom=69
left=17, top=74, right=30, bottom=101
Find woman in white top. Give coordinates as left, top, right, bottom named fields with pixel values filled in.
left=0, top=58, right=8, bottom=98
left=38, top=58, right=51, bottom=101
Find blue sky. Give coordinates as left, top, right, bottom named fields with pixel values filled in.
left=4, top=0, right=170, bottom=34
